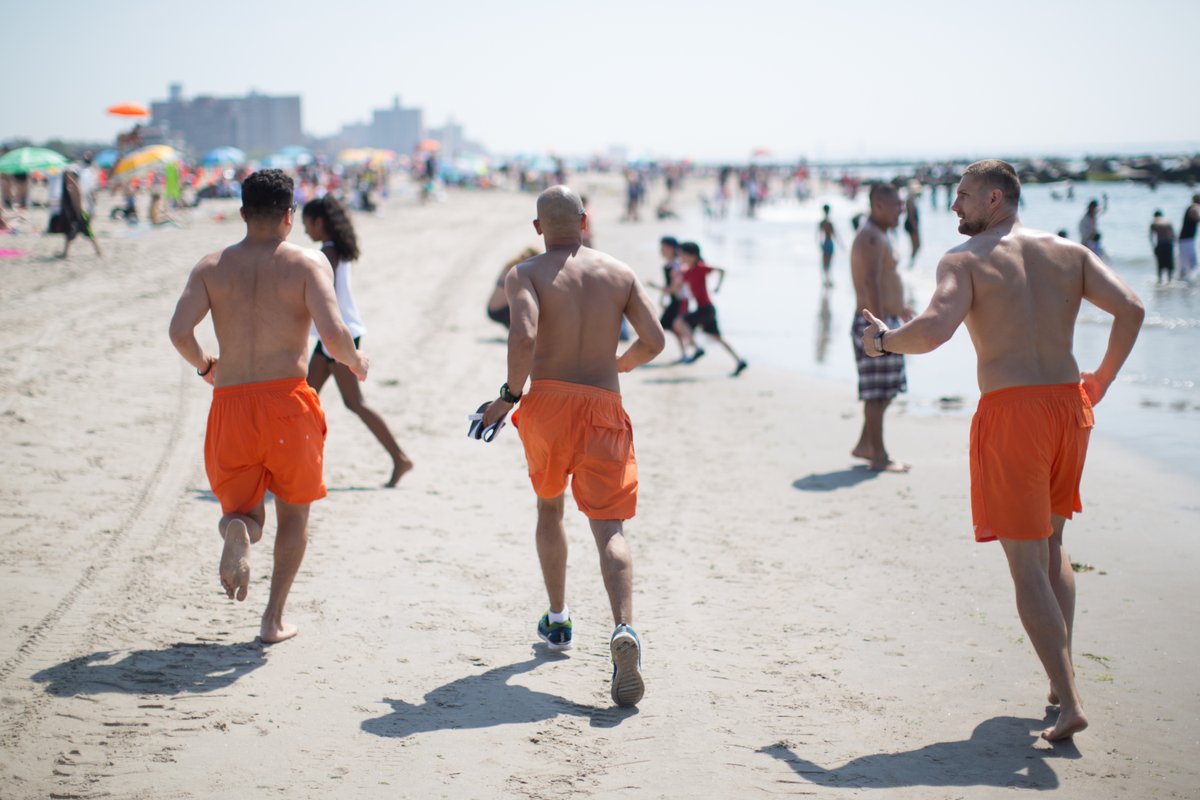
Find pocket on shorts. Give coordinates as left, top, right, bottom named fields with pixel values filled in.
left=583, top=406, right=632, bottom=464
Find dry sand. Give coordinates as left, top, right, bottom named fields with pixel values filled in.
left=1, top=179, right=1197, bottom=798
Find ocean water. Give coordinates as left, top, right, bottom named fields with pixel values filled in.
left=681, top=180, right=1200, bottom=476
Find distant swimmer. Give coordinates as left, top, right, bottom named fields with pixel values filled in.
left=1078, top=196, right=1107, bottom=256
left=677, top=242, right=748, bottom=376
left=1149, top=210, right=1175, bottom=284
left=1178, top=194, right=1200, bottom=282
left=861, top=159, right=1143, bottom=741
left=478, top=185, right=665, bottom=706
left=816, top=204, right=843, bottom=287
left=849, top=182, right=913, bottom=472
left=903, top=181, right=922, bottom=266
left=301, top=195, right=412, bottom=487
left=169, top=170, right=369, bottom=643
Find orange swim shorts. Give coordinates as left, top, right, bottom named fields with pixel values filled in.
left=512, top=380, right=638, bottom=521
left=204, top=377, right=327, bottom=515
left=969, top=382, right=1093, bottom=542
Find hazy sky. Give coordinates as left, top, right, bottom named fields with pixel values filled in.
left=5, top=0, right=1198, bottom=160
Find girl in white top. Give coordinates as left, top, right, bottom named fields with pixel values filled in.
left=302, top=195, right=412, bottom=486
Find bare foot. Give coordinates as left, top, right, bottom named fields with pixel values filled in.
left=851, top=445, right=874, bottom=461
left=386, top=454, right=414, bottom=488
left=1042, top=707, right=1088, bottom=741
left=259, top=621, right=299, bottom=644
left=219, top=520, right=252, bottom=601
left=869, top=459, right=911, bottom=473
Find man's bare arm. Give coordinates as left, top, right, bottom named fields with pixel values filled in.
left=1079, top=249, right=1144, bottom=404
left=504, top=266, right=539, bottom=393
left=617, top=275, right=666, bottom=373
left=863, top=255, right=973, bottom=356
left=168, top=258, right=217, bottom=381
left=851, top=232, right=884, bottom=312
left=303, top=251, right=367, bottom=380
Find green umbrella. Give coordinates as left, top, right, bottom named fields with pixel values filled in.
left=0, top=147, right=69, bottom=175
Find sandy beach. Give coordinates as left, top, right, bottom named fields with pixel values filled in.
left=1, top=180, right=1198, bottom=799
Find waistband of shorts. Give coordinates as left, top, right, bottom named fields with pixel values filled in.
left=526, top=379, right=622, bottom=402
left=212, top=376, right=311, bottom=398
left=978, top=382, right=1084, bottom=407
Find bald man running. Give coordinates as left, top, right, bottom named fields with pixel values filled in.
left=861, top=159, right=1144, bottom=741
left=480, top=185, right=665, bottom=707
left=169, top=169, right=368, bottom=643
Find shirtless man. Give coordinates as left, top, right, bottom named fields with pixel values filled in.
left=169, top=170, right=368, bottom=643
left=850, top=182, right=912, bottom=472
left=860, top=160, right=1143, bottom=741
left=479, top=185, right=665, bottom=706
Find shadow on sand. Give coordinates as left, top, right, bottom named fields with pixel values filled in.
left=31, top=641, right=267, bottom=697
left=792, top=465, right=880, bottom=491
left=759, top=714, right=1079, bottom=791
left=361, top=650, right=637, bottom=739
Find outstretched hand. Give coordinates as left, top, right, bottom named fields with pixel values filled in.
left=861, top=308, right=888, bottom=357
left=1080, top=371, right=1109, bottom=406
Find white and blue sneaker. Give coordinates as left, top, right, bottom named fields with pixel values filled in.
left=537, top=612, right=573, bottom=651
left=609, top=624, right=645, bottom=707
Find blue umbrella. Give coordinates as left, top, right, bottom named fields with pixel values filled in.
left=94, top=149, right=119, bottom=168
left=277, top=145, right=313, bottom=166
left=201, top=146, right=246, bottom=167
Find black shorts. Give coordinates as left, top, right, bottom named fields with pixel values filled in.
left=1154, top=242, right=1174, bottom=271
left=314, top=337, right=361, bottom=362
left=660, top=298, right=683, bottom=329
left=487, top=305, right=511, bottom=328
left=685, top=304, right=720, bottom=335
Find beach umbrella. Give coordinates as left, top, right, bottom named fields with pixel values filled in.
left=337, top=147, right=372, bottom=165
left=262, top=153, right=298, bottom=169
left=107, top=102, right=150, bottom=118
left=277, top=145, right=313, bottom=166
left=112, top=145, right=179, bottom=179
left=0, top=146, right=69, bottom=175
left=201, top=146, right=246, bottom=167
left=94, top=148, right=119, bottom=168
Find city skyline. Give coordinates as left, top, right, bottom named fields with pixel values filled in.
left=4, top=1, right=1199, bottom=162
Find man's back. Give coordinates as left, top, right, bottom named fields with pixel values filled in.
left=518, top=246, right=632, bottom=393
left=201, top=241, right=327, bottom=386
left=956, top=226, right=1085, bottom=392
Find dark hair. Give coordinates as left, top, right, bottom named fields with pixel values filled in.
left=241, top=170, right=294, bottom=222
left=660, top=235, right=679, bottom=250
left=868, top=182, right=898, bottom=206
left=1153, top=210, right=1163, bottom=217
left=822, top=204, right=830, bottom=213
left=302, top=194, right=360, bottom=262
left=1087, top=199, right=1099, bottom=210
left=680, top=241, right=701, bottom=257
left=961, top=160, right=1021, bottom=206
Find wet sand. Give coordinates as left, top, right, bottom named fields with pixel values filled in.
left=0, top=179, right=1197, bottom=798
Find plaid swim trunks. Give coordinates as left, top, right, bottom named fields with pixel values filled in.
left=851, top=314, right=907, bottom=401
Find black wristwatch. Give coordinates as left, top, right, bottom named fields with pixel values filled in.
left=499, top=382, right=522, bottom=404
left=874, top=329, right=889, bottom=355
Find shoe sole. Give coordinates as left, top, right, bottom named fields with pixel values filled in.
left=538, top=631, right=572, bottom=651
left=610, top=634, right=645, bottom=707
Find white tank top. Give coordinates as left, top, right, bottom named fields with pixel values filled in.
left=312, top=242, right=367, bottom=344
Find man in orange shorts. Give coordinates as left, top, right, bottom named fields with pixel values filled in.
left=479, top=185, right=665, bottom=706
left=169, top=169, right=368, bottom=643
left=860, top=160, right=1143, bottom=741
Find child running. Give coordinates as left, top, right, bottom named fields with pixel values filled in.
left=677, top=241, right=748, bottom=376
left=302, top=195, right=413, bottom=487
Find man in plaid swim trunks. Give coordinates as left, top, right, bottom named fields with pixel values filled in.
left=861, top=160, right=1143, bottom=742
left=479, top=186, right=665, bottom=707
left=850, top=182, right=913, bottom=472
